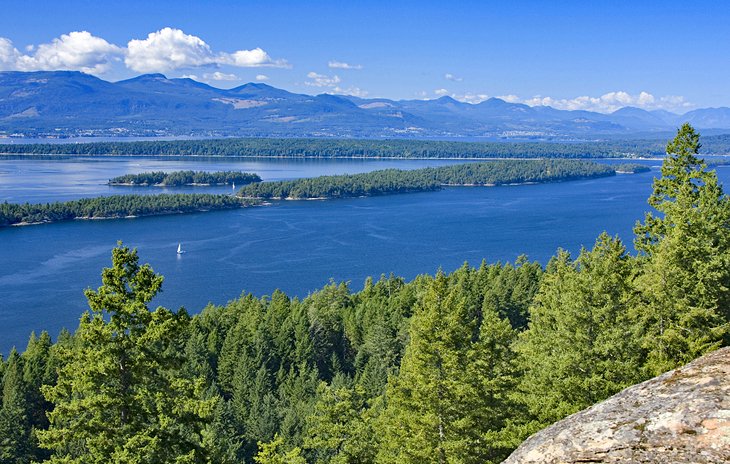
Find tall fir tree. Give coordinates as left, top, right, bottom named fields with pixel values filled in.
left=37, top=244, right=219, bottom=463
left=515, top=235, right=643, bottom=428
left=634, top=123, right=730, bottom=374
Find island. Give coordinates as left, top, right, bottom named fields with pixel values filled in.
left=237, top=159, right=616, bottom=199
left=0, top=194, right=258, bottom=227
left=613, top=163, right=652, bottom=174
left=1, top=160, right=636, bottom=227
left=108, top=170, right=261, bottom=186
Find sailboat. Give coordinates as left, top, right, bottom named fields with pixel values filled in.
left=232, top=182, right=235, bottom=190
left=177, top=243, right=185, bottom=254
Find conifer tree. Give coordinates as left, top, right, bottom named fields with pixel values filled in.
left=515, top=236, right=642, bottom=428
left=37, top=244, right=219, bottom=463
left=0, top=350, right=33, bottom=463
left=634, top=124, right=730, bottom=374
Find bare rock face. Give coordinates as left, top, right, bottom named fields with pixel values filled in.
left=504, top=347, right=730, bottom=463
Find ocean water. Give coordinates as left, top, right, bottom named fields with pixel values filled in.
left=1, top=156, right=714, bottom=353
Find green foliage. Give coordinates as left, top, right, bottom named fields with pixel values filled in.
left=238, top=160, right=615, bottom=199
left=0, top=350, right=34, bottom=464
left=633, top=123, right=730, bottom=374
left=377, top=271, right=518, bottom=464
left=515, top=235, right=643, bottom=428
left=4, top=134, right=730, bottom=159
left=255, top=435, right=306, bottom=464
left=109, top=170, right=261, bottom=186
left=0, top=193, right=256, bottom=227
left=37, top=244, right=222, bottom=463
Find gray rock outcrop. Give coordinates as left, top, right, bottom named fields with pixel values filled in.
left=504, top=347, right=730, bottom=463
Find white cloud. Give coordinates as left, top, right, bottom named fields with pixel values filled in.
left=181, top=74, right=198, bottom=80
left=0, top=32, right=122, bottom=75
left=328, top=60, right=363, bottom=70
left=521, top=91, right=691, bottom=113
left=0, top=28, right=289, bottom=75
left=255, top=74, right=269, bottom=81
left=434, top=88, right=449, bottom=96
left=304, top=71, right=366, bottom=96
left=444, top=73, right=462, bottom=82
left=497, top=94, right=521, bottom=103
left=306, top=71, right=341, bottom=87
left=457, top=93, right=489, bottom=104
left=0, top=38, right=21, bottom=70
left=125, top=28, right=288, bottom=73
left=203, top=71, right=238, bottom=81
left=126, top=28, right=215, bottom=73
left=331, top=86, right=368, bottom=97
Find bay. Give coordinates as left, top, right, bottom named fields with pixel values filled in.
left=1, top=156, right=718, bottom=354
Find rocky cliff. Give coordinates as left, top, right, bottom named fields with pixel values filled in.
left=504, top=347, right=730, bottom=463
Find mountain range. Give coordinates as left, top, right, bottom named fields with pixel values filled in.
left=2, top=71, right=730, bottom=139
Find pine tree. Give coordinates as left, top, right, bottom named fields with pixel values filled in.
left=634, top=124, right=730, bottom=374
left=37, top=243, right=219, bottom=463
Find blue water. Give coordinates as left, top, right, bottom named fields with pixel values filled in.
left=2, top=156, right=722, bottom=354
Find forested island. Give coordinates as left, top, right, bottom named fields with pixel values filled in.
left=108, top=170, right=261, bottom=186
left=613, top=163, right=652, bottom=174
left=2, top=133, right=730, bottom=159
left=0, top=160, right=630, bottom=226
left=237, top=159, right=615, bottom=199
left=0, top=194, right=256, bottom=226
left=0, top=125, right=727, bottom=464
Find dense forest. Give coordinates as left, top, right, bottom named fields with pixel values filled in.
left=2, top=134, right=730, bottom=159
left=0, top=194, right=255, bottom=226
left=238, top=160, right=615, bottom=199
left=0, top=125, right=728, bottom=463
left=109, top=170, right=261, bottom=186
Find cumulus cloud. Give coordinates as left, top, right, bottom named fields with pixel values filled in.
left=255, top=74, right=269, bottom=81
left=328, top=60, right=362, bottom=70
left=444, top=73, right=462, bottom=82
left=0, top=32, right=122, bottom=74
left=126, top=28, right=216, bottom=73
left=304, top=71, right=367, bottom=97
left=306, top=71, right=341, bottom=87
left=203, top=71, right=238, bottom=81
left=431, top=88, right=691, bottom=112
left=0, top=38, right=21, bottom=70
left=0, top=28, right=289, bottom=76
left=521, top=91, right=691, bottom=113
left=126, top=28, right=288, bottom=73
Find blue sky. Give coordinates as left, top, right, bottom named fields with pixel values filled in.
left=2, top=0, right=729, bottom=112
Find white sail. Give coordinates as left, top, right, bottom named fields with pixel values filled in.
left=177, top=243, right=183, bottom=254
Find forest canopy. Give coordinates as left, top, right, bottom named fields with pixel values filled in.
left=109, top=170, right=261, bottom=186
left=3, top=133, right=730, bottom=158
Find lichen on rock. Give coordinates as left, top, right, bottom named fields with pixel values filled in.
left=504, top=347, right=730, bottom=463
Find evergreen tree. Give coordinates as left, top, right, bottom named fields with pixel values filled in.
left=377, top=271, right=516, bottom=464
left=37, top=244, right=219, bottom=463
left=0, top=350, right=33, bottom=464
left=634, top=124, right=730, bottom=374
left=303, top=380, right=376, bottom=464
left=516, top=236, right=642, bottom=428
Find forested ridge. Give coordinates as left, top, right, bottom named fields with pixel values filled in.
left=109, top=170, right=261, bottom=186
left=1, top=125, right=728, bottom=463
left=0, top=194, right=255, bottom=226
left=2, top=134, right=730, bottom=158
left=238, top=160, right=615, bottom=199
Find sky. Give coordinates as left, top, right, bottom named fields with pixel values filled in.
left=1, top=0, right=729, bottom=113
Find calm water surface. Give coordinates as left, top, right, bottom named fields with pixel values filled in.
left=2, top=157, right=719, bottom=353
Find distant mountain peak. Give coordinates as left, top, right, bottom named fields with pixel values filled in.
left=1, top=70, right=729, bottom=138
